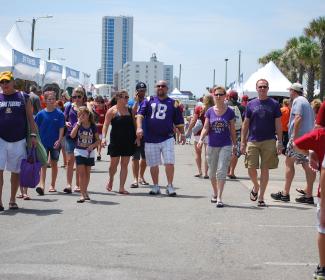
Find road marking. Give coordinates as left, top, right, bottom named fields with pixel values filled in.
left=258, top=225, right=315, bottom=228
left=264, top=262, right=317, bottom=266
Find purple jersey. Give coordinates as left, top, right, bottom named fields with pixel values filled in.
left=0, top=92, right=29, bottom=142
left=138, top=96, right=184, bottom=143
left=205, top=107, right=235, bottom=147
left=245, top=97, right=281, bottom=142
left=64, top=104, right=78, bottom=137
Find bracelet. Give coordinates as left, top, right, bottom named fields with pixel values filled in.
left=30, top=133, right=37, bottom=137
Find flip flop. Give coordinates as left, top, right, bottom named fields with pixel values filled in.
left=9, top=202, right=19, bottom=210
left=257, top=201, right=266, bottom=207
left=76, top=198, right=85, bottom=203
left=227, top=175, right=237, bottom=179
left=36, top=187, right=44, bottom=196
left=250, top=189, right=258, bottom=201
left=194, top=174, right=202, bottom=178
left=296, top=188, right=306, bottom=195
left=130, top=183, right=139, bottom=188
left=118, top=190, right=129, bottom=195
left=203, top=175, right=209, bottom=179
left=48, top=188, right=57, bottom=193
left=73, top=187, right=80, bottom=192
left=23, top=195, right=31, bottom=200
left=139, top=180, right=149, bottom=186
left=16, top=194, right=24, bottom=199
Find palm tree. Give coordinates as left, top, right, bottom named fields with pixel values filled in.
left=305, top=16, right=325, bottom=100
left=297, top=39, right=321, bottom=101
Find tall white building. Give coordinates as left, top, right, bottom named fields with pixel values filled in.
left=118, top=54, right=173, bottom=97
left=100, top=16, right=133, bottom=86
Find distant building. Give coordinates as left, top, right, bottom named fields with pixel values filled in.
left=118, top=53, right=173, bottom=97
left=96, top=68, right=103, bottom=84
left=100, top=16, right=133, bottom=86
left=173, top=76, right=180, bottom=89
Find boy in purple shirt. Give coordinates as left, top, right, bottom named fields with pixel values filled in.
left=240, top=79, right=283, bottom=207
left=136, top=80, right=185, bottom=196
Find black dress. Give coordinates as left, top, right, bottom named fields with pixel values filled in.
left=107, top=109, right=136, bottom=157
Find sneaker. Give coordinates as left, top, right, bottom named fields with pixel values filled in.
left=270, top=191, right=290, bottom=202
left=295, top=195, right=314, bottom=204
left=211, top=195, right=217, bottom=203
left=149, top=185, right=160, bottom=195
left=166, top=185, right=176, bottom=196
left=97, top=155, right=101, bottom=161
left=313, top=265, right=325, bottom=279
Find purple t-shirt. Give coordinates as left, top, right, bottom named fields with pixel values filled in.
left=205, top=107, right=235, bottom=147
left=75, top=124, right=97, bottom=150
left=138, top=96, right=184, bottom=143
left=0, top=92, right=29, bottom=142
left=245, top=97, right=281, bottom=142
left=64, top=104, right=78, bottom=137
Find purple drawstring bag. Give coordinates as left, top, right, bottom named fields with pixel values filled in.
left=19, top=147, right=42, bottom=188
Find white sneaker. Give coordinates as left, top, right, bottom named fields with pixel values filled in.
left=149, top=185, right=160, bottom=195
left=166, top=185, right=176, bottom=196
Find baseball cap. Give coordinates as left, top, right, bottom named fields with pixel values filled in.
left=136, top=82, right=147, bottom=91
left=288, top=83, right=303, bottom=93
left=0, top=71, right=13, bottom=82
left=242, top=95, right=249, bottom=101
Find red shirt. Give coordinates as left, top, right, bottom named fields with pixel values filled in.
left=316, top=101, right=325, bottom=127
left=294, top=128, right=325, bottom=198
left=94, top=105, right=107, bottom=134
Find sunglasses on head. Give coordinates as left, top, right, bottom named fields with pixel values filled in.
left=214, top=93, right=225, bottom=97
left=72, top=95, right=83, bottom=99
left=0, top=80, right=11, bottom=85
left=258, top=85, right=268, bottom=89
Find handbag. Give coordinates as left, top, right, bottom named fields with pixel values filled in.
left=19, top=148, right=42, bottom=188
left=21, top=92, right=48, bottom=166
left=192, top=119, right=203, bottom=134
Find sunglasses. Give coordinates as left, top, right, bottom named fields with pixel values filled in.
left=214, top=93, right=225, bottom=97
left=258, top=86, right=268, bottom=89
left=119, top=95, right=129, bottom=99
left=72, top=95, right=83, bottom=99
left=156, top=85, right=167, bottom=88
left=0, top=80, right=10, bottom=85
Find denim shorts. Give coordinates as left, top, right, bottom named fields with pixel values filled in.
left=65, top=136, right=76, bottom=154
left=46, top=147, right=60, bottom=162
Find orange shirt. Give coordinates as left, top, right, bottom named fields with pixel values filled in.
left=280, top=106, right=290, bottom=132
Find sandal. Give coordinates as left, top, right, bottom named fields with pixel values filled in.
left=216, top=201, right=224, bottom=208
left=296, top=188, right=306, bottom=195
left=48, top=188, right=57, bottom=193
left=203, top=175, right=209, bottom=179
left=63, top=187, right=72, bottom=194
left=139, top=180, right=149, bottom=186
left=227, top=174, right=237, bottom=179
left=23, top=195, right=31, bottom=200
left=130, top=183, right=139, bottom=188
left=250, top=189, right=258, bottom=201
left=36, top=187, right=45, bottom=196
left=257, top=201, right=266, bottom=207
left=194, top=174, right=202, bottom=178
left=118, top=190, right=129, bottom=195
left=9, top=202, right=19, bottom=210
left=16, top=194, right=24, bottom=199
left=73, top=186, right=80, bottom=193
left=76, top=198, right=85, bottom=203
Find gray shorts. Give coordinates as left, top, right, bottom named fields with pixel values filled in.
left=207, top=145, right=232, bottom=180
left=285, top=138, right=308, bottom=164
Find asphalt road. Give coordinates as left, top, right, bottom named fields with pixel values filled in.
left=0, top=143, right=319, bottom=280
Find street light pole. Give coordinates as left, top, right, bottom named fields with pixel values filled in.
left=225, top=58, right=229, bottom=89
left=31, top=18, right=36, bottom=51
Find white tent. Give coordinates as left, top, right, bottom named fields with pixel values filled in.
left=243, top=61, right=291, bottom=99
left=169, top=88, right=190, bottom=99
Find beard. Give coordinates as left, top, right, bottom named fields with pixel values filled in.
left=157, top=91, right=167, bottom=98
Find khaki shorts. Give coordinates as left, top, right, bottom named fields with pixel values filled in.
left=245, top=139, right=279, bottom=169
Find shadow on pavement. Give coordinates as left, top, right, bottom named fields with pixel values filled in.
left=1, top=208, right=63, bottom=216
left=90, top=170, right=109, bottom=174
left=88, top=200, right=119, bottom=206
left=27, top=198, right=59, bottom=203
left=267, top=204, right=315, bottom=210
left=224, top=204, right=264, bottom=210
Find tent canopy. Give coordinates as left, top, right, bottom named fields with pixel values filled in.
left=243, top=61, right=291, bottom=99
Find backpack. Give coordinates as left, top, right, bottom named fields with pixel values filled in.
left=229, top=104, right=242, bottom=131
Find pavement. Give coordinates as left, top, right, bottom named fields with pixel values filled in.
left=0, top=143, right=320, bottom=280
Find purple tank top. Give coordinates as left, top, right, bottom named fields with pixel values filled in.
left=0, top=92, right=29, bottom=142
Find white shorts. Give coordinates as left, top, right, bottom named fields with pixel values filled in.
left=145, top=138, right=175, bottom=167
left=194, top=135, right=208, bottom=144
left=317, top=203, right=325, bottom=234
left=0, top=138, right=27, bottom=173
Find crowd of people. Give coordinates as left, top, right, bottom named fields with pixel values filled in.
left=0, top=70, right=324, bottom=278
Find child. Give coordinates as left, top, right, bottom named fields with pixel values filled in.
left=34, top=90, right=65, bottom=195
left=70, top=106, right=100, bottom=203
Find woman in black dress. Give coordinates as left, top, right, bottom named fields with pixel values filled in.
left=101, top=90, right=136, bottom=194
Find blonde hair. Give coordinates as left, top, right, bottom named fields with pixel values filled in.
left=77, top=106, right=96, bottom=126
left=73, top=86, right=86, bottom=97
left=282, top=98, right=290, bottom=106
left=203, top=95, right=214, bottom=110
left=311, top=98, right=322, bottom=114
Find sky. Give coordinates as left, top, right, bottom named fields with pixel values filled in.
left=1, top=0, right=325, bottom=96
